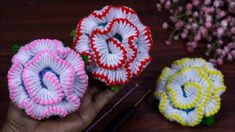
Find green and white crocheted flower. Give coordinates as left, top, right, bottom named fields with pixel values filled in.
left=154, top=58, right=226, bottom=127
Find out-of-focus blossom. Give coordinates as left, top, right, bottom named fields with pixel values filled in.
left=156, top=0, right=235, bottom=65
left=162, top=22, right=169, bottom=29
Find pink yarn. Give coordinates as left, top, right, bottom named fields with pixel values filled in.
left=7, top=39, right=88, bottom=120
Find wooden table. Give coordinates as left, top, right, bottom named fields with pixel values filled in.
left=1, top=0, right=234, bottom=131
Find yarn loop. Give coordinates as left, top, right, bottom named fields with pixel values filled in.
left=73, top=5, right=153, bottom=86
left=8, top=39, right=88, bottom=120
left=154, top=58, right=226, bottom=127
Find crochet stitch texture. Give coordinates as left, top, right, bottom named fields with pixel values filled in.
left=73, top=5, right=153, bottom=86
left=154, top=58, right=226, bottom=126
left=8, top=39, right=88, bottom=120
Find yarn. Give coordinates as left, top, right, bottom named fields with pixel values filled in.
left=154, top=58, right=226, bottom=127
left=7, top=39, right=88, bottom=120
left=73, top=5, right=153, bottom=86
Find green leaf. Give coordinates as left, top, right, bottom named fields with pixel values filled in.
left=12, top=44, right=20, bottom=53
left=152, top=99, right=159, bottom=111
left=81, top=55, right=89, bottom=64
left=200, top=115, right=215, bottom=126
left=110, top=86, right=121, bottom=92
left=70, top=29, right=77, bottom=40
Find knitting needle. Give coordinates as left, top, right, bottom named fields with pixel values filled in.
left=85, top=84, right=139, bottom=132
left=102, top=89, right=152, bottom=132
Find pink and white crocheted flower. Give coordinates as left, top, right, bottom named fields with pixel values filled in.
left=73, top=5, right=153, bottom=86
left=8, top=39, right=88, bottom=120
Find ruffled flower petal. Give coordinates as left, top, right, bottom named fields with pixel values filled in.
left=8, top=39, right=88, bottom=120
left=73, top=5, right=152, bottom=86
left=154, top=58, right=226, bottom=127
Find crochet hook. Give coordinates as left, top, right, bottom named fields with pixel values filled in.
left=103, top=89, right=152, bottom=132
left=85, top=84, right=139, bottom=132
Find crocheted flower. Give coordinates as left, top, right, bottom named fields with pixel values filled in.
left=7, top=39, right=88, bottom=120
left=154, top=58, right=226, bottom=127
left=73, top=5, right=153, bottom=86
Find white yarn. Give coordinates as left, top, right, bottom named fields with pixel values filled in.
left=74, top=5, right=152, bottom=86
left=8, top=39, right=88, bottom=120
left=155, top=58, right=226, bottom=126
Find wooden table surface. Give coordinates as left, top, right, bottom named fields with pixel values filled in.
left=1, top=0, right=235, bottom=131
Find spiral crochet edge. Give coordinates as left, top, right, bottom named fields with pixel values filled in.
left=154, top=58, right=226, bottom=127
left=7, top=39, right=88, bottom=120
left=72, top=5, right=153, bottom=86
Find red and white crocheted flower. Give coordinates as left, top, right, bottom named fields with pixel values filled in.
left=8, top=39, right=88, bottom=120
left=73, top=5, right=153, bottom=86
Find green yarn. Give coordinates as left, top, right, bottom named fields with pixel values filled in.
left=200, top=115, right=215, bottom=126
left=81, top=55, right=89, bottom=64
left=71, top=29, right=89, bottom=64
left=12, top=44, right=20, bottom=53
left=152, top=99, right=215, bottom=126
left=110, top=86, right=121, bottom=92
left=70, top=29, right=76, bottom=40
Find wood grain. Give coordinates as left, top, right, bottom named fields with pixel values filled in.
left=0, top=0, right=235, bottom=131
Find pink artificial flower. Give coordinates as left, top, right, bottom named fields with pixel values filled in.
left=229, top=2, right=235, bottom=13
left=221, top=20, right=228, bottom=27
left=165, top=1, right=171, bottom=9
left=227, top=54, right=233, bottom=61
left=207, top=44, right=211, bottom=48
left=169, top=16, right=177, bottom=22
left=165, top=40, right=172, bottom=45
left=218, top=11, right=226, bottom=18
left=218, top=40, right=224, bottom=46
left=160, top=0, right=164, bottom=4
left=187, top=45, right=194, bottom=53
left=178, top=6, right=183, bottom=11
left=157, top=0, right=235, bottom=65
left=156, top=3, right=161, bottom=11
left=217, top=27, right=224, bottom=37
left=205, top=51, right=210, bottom=56
left=231, top=27, right=235, bottom=34
left=193, top=0, right=200, bottom=6
left=186, top=3, right=193, bottom=11
left=209, top=58, right=217, bottom=64
left=208, top=7, right=215, bottom=13
left=191, top=42, right=198, bottom=48
left=217, top=58, right=223, bottom=65
left=205, top=21, right=212, bottom=28
left=199, top=27, right=207, bottom=36
left=181, top=33, right=187, bottom=39
left=231, top=50, right=235, bottom=58
left=173, top=35, right=179, bottom=41
left=204, top=0, right=211, bottom=5
left=213, top=0, right=220, bottom=7
left=193, top=11, right=199, bottom=17
left=175, top=21, right=184, bottom=29
left=162, top=22, right=168, bottom=29
left=224, top=46, right=230, bottom=53
left=194, top=34, right=201, bottom=42
left=192, top=23, right=198, bottom=29
left=216, top=49, right=222, bottom=54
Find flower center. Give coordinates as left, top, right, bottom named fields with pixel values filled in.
left=182, top=85, right=187, bottom=97
left=98, top=22, right=107, bottom=27
left=113, top=33, right=123, bottom=42
left=105, top=33, right=123, bottom=53
left=39, top=67, right=59, bottom=89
